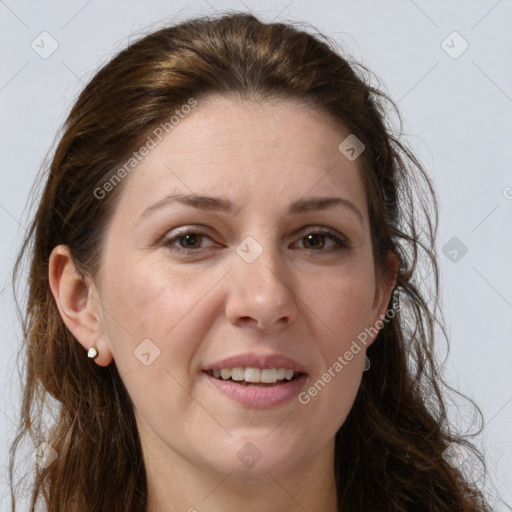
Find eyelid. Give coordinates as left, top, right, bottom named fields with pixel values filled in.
left=162, top=225, right=350, bottom=254
left=293, top=225, right=347, bottom=241
left=161, top=226, right=220, bottom=251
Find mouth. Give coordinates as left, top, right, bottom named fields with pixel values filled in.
left=203, top=367, right=305, bottom=387
left=202, top=368, right=309, bottom=408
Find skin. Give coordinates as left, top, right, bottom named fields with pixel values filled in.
left=49, top=95, right=398, bottom=512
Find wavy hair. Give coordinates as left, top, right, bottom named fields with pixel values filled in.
left=9, top=12, right=495, bottom=511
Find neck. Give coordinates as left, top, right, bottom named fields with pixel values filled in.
left=142, top=431, right=338, bottom=512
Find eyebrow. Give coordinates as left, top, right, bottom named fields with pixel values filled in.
left=137, top=193, right=363, bottom=225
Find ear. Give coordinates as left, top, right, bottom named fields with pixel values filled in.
left=367, top=250, right=399, bottom=347
left=48, top=244, right=113, bottom=367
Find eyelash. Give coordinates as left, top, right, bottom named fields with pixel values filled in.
left=162, top=227, right=349, bottom=255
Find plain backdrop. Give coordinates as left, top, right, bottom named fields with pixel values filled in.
left=1, top=0, right=511, bottom=508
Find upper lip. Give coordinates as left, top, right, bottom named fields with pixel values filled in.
left=203, top=352, right=308, bottom=374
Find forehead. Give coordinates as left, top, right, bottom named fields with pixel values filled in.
left=162, top=94, right=349, bottom=164
left=116, top=95, right=368, bottom=219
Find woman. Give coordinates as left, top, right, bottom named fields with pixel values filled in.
left=9, top=12, right=493, bottom=512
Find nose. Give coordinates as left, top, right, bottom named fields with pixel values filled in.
left=224, top=241, right=299, bottom=330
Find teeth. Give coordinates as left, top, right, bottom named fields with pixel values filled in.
left=209, top=367, right=299, bottom=383
left=260, top=368, right=277, bottom=383
left=244, top=367, right=260, bottom=382
left=231, top=367, right=244, bottom=381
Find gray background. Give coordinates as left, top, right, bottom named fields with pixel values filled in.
left=1, top=0, right=511, bottom=508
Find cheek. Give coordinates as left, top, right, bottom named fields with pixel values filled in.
left=100, top=258, right=212, bottom=373
left=304, top=266, right=376, bottom=350
left=297, top=276, right=372, bottom=432
left=99, top=262, right=221, bottom=423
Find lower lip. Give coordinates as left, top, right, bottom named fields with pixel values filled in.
left=202, top=371, right=309, bottom=408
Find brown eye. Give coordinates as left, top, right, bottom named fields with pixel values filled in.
left=177, top=233, right=203, bottom=249
left=302, top=233, right=327, bottom=250
left=295, top=229, right=349, bottom=252
left=163, top=230, right=218, bottom=254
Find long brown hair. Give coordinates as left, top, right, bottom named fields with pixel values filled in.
left=9, top=12, right=495, bottom=511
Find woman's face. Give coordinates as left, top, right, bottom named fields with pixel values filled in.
left=88, top=95, right=395, bottom=480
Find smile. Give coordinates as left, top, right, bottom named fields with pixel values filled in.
left=202, top=369, right=308, bottom=408
left=206, top=366, right=301, bottom=384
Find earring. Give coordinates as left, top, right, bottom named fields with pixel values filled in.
left=388, top=287, right=399, bottom=313
left=363, top=355, right=371, bottom=371
left=87, top=346, right=98, bottom=359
